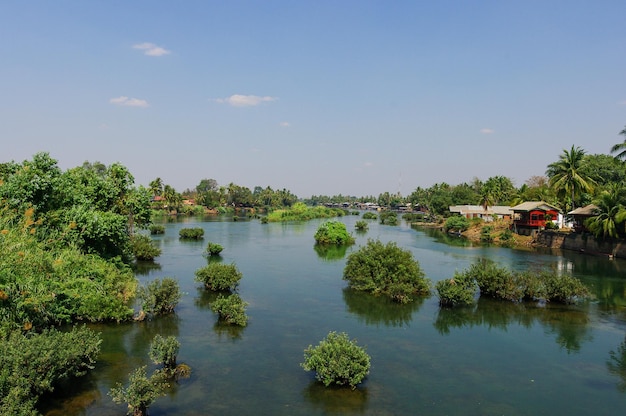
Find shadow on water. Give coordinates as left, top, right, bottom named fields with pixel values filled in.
left=342, top=287, right=425, bottom=328
left=302, top=381, right=369, bottom=415
left=434, top=297, right=592, bottom=353
left=133, top=260, right=162, bottom=276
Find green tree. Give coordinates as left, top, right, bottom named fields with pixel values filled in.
left=314, top=221, right=355, bottom=245
left=610, top=126, right=626, bottom=161
left=546, top=145, right=595, bottom=210
left=301, top=331, right=371, bottom=389
left=211, top=294, right=249, bottom=326
left=585, top=184, right=626, bottom=239
left=149, top=335, right=180, bottom=370
left=138, top=278, right=182, bottom=317
left=195, top=263, right=242, bottom=291
left=343, top=239, right=430, bottom=303
left=109, top=366, right=168, bottom=416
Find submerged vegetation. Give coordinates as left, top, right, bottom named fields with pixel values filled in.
left=314, top=221, right=355, bottom=245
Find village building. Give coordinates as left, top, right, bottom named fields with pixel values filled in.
left=511, top=201, right=561, bottom=236
left=568, top=204, right=599, bottom=233
left=448, top=205, right=513, bottom=221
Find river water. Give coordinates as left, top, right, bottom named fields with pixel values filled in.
left=43, top=214, right=626, bottom=415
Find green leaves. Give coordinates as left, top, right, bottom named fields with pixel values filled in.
left=343, top=239, right=430, bottom=303
left=314, top=221, right=355, bottom=245
left=194, top=263, right=242, bottom=291
left=301, top=331, right=370, bottom=389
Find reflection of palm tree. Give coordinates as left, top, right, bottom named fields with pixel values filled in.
left=546, top=145, right=595, bottom=210
left=610, top=126, right=626, bottom=161
left=585, top=184, right=626, bottom=239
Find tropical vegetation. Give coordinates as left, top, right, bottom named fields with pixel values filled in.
left=314, top=221, right=355, bottom=245
left=195, top=263, right=243, bottom=291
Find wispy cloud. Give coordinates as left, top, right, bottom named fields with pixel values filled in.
left=109, top=96, right=149, bottom=107
left=619, top=100, right=626, bottom=106
left=279, top=121, right=290, bottom=127
left=480, top=128, right=494, bottom=134
left=133, top=42, right=171, bottom=56
left=214, top=94, right=278, bottom=107
left=363, top=161, right=374, bottom=168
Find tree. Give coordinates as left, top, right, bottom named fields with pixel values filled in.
left=301, top=331, right=370, bottom=389
left=109, top=366, right=168, bottom=416
left=149, top=177, right=164, bottom=198
left=314, top=221, right=355, bottom=245
left=149, top=335, right=180, bottom=370
left=610, top=126, right=626, bottom=161
left=343, top=239, right=430, bottom=303
left=585, top=184, right=626, bottom=239
left=546, top=145, right=595, bottom=210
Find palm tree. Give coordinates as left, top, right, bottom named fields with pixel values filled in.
left=546, top=145, right=595, bottom=211
left=585, top=184, right=626, bottom=239
left=610, top=126, right=626, bottom=161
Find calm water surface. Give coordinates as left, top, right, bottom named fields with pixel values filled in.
left=44, top=215, right=626, bottom=415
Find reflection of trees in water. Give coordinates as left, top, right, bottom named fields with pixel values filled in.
left=342, top=288, right=424, bottom=328
left=133, top=260, right=162, bottom=276
left=194, top=287, right=245, bottom=340
left=302, top=380, right=368, bottom=415
left=314, top=243, right=348, bottom=261
left=607, top=335, right=626, bottom=391
left=434, top=298, right=591, bottom=353
left=413, top=226, right=475, bottom=247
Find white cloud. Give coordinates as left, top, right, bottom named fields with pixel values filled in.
left=133, top=42, right=171, bottom=56
left=364, top=161, right=374, bottom=168
left=279, top=121, right=290, bottom=127
left=214, top=94, right=278, bottom=107
left=109, top=96, right=149, bottom=107
left=480, top=128, right=494, bottom=134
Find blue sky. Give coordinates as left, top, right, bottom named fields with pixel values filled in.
left=1, top=1, right=625, bottom=197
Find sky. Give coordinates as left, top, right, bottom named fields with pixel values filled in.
left=1, top=1, right=625, bottom=198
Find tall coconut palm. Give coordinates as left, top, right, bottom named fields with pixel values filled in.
left=585, top=184, right=626, bottom=239
left=610, top=126, right=626, bottom=161
left=546, top=145, right=595, bottom=211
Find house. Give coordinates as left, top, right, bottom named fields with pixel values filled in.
left=448, top=205, right=513, bottom=221
left=511, top=201, right=561, bottom=236
left=568, top=204, right=599, bottom=233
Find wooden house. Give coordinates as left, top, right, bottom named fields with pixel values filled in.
left=511, top=201, right=561, bottom=235
left=449, top=205, right=512, bottom=221
left=568, top=204, right=599, bottom=233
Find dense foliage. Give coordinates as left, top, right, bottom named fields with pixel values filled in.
left=355, top=220, right=368, bottom=231
left=379, top=211, right=398, bottom=225
left=343, top=239, right=430, bottom=303
left=179, top=227, right=204, bottom=240
left=195, top=263, right=243, bottom=291
left=149, top=334, right=180, bottom=370
left=266, top=202, right=345, bottom=222
left=109, top=366, right=169, bottom=416
left=131, top=234, right=162, bottom=261
left=436, top=272, right=477, bottom=307
left=362, top=212, right=377, bottom=220
left=0, top=326, right=101, bottom=415
left=301, top=331, right=371, bottom=389
left=137, top=278, right=182, bottom=317
left=211, top=294, right=248, bottom=326
left=444, top=215, right=470, bottom=232
left=463, top=259, right=590, bottom=304
left=205, top=241, right=224, bottom=256
left=314, top=221, right=355, bottom=245
left=149, top=224, right=165, bottom=235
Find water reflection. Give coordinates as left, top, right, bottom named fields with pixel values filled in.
left=133, top=260, right=162, bottom=276
left=434, top=298, right=591, bottom=353
left=342, top=288, right=424, bottom=328
left=302, top=381, right=369, bottom=414
left=413, top=226, right=475, bottom=247
left=313, top=243, right=349, bottom=261
left=607, top=335, right=626, bottom=391
left=194, top=287, right=245, bottom=340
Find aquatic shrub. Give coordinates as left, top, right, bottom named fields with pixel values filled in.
left=131, top=234, right=162, bottom=261
left=355, top=220, right=368, bottom=231
left=149, top=224, right=165, bottom=235
left=211, top=294, right=248, bottom=326
left=205, top=241, right=224, bottom=256
left=138, top=278, right=182, bottom=316
left=195, top=262, right=242, bottom=291
left=436, top=272, right=477, bottom=307
left=179, top=227, right=204, bottom=240
left=379, top=211, right=398, bottom=225
left=301, top=331, right=370, bottom=389
left=343, top=239, right=430, bottom=303
left=109, top=366, right=169, bottom=416
left=0, top=326, right=101, bottom=415
left=362, top=212, right=377, bottom=220
left=314, top=221, right=355, bottom=245
left=540, top=270, right=591, bottom=304
left=149, top=334, right=180, bottom=370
